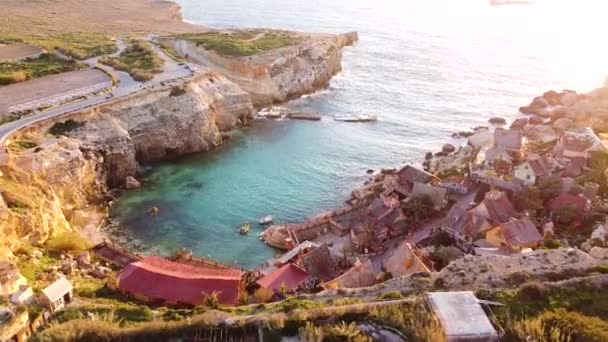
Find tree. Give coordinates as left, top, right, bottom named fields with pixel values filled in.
left=403, top=194, right=434, bottom=223
left=538, top=175, right=563, bottom=201
left=513, top=186, right=543, bottom=212
left=553, top=204, right=579, bottom=224
left=202, top=291, right=220, bottom=309
left=430, top=246, right=464, bottom=270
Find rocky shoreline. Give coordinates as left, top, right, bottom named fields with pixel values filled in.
left=0, top=31, right=358, bottom=258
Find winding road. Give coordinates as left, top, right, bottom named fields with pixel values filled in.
left=0, top=38, right=198, bottom=145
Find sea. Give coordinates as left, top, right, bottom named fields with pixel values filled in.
left=110, top=0, right=608, bottom=268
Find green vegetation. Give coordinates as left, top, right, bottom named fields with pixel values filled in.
left=377, top=291, right=404, bottom=300
left=46, top=231, right=92, bottom=252
left=0, top=33, right=117, bottom=60
left=7, top=138, right=38, bottom=153
left=402, top=193, right=435, bottom=223
left=478, top=279, right=608, bottom=341
left=429, top=246, right=464, bottom=270
left=72, top=276, right=107, bottom=298
left=169, top=86, right=187, bottom=97
left=513, top=186, right=543, bottom=212
left=16, top=253, right=56, bottom=284
left=537, top=175, right=563, bottom=202
left=100, top=40, right=164, bottom=81
left=0, top=53, right=83, bottom=85
left=510, top=309, right=608, bottom=342
left=156, top=40, right=184, bottom=61
left=369, top=300, right=444, bottom=341
left=48, top=119, right=85, bottom=136
left=173, top=30, right=302, bottom=57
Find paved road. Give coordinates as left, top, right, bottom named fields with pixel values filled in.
left=0, top=38, right=197, bottom=144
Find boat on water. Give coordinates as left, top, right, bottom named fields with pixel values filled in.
left=334, top=114, right=378, bottom=122
left=239, top=223, right=251, bottom=235
left=259, top=215, right=274, bottom=225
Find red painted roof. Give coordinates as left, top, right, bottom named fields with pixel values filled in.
left=501, top=217, right=542, bottom=247
left=257, top=263, right=309, bottom=292
left=118, top=256, right=243, bottom=306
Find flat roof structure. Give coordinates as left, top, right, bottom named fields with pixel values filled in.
left=426, top=291, right=499, bottom=342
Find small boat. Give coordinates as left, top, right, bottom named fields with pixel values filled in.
left=334, top=114, right=378, bottom=122
left=239, top=223, right=251, bottom=235
left=259, top=215, right=274, bottom=225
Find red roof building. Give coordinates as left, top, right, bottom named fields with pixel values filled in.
left=257, top=263, right=310, bottom=293
left=470, top=190, right=519, bottom=224
left=118, top=256, right=243, bottom=306
left=500, top=217, right=542, bottom=249
left=549, top=194, right=591, bottom=217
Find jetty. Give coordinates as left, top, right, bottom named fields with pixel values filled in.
left=286, top=112, right=322, bottom=121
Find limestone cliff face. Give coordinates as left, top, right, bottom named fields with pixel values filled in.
left=0, top=71, right=252, bottom=252
left=0, top=137, right=103, bottom=253
left=62, top=71, right=252, bottom=186
left=170, top=32, right=358, bottom=106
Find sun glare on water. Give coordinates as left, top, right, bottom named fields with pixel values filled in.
left=437, top=0, right=608, bottom=90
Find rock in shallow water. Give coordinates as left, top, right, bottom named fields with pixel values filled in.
left=124, top=176, right=141, bottom=190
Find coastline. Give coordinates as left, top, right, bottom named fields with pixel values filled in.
left=0, top=27, right=358, bottom=260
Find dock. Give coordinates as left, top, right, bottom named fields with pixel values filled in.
left=287, top=112, right=322, bottom=121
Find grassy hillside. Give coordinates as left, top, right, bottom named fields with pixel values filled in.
left=174, top=30, right=302, bottom=57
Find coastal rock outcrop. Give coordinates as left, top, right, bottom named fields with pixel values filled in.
left=0, top=137, right=103, bottom=252
left=55, top=71, right=252, bottom=186
left=0, top=71, right=253, bottom=251
left=169, top=32, right=358, bottom=106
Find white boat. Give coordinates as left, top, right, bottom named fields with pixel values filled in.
left=334, top=114, right=378, bottom=122
left=259, top=215, right=274, bottom=225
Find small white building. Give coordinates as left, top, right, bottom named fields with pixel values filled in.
left=40, top=277, right=73, bottom=312
left=10, top=285, right=35, bottom=305
left=514, top=162, right=536, bottom=185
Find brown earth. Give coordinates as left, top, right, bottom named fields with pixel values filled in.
left=0, top=43, right=44, bottom=60
left=0, top=69, right=111, bottom=114
left=0, top=0, right=205, bottom=35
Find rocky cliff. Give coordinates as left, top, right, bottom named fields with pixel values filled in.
left=169, top=31, right=358, bottom=106
left=0, top=71, right=252, bottom=254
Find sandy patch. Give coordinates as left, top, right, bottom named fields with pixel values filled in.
left=0, top=0, right=205, bottom=35
left=0, top=44, right=44, bottom=61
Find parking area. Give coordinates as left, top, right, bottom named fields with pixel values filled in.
left=0, top=69, right=111, bottom=115
left=0, top=43, right=44, bottom=61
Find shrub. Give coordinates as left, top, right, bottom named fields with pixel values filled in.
left=253, top=288, right=274, bottom=303
left=100, top=40, right=163, bottom=81
left=518, top=281, right=548, bottom=300
left=377, top=291, right=403, bottom=300
left=429, top=246, right=463, bottom=270
left=7, top=138, right=38, bottom=153
left=202, top=291, right=220, bottom=309
left=553, top=205, right=579, bottom=224
left=49, top=119, right=84, bottom=136
left=538, top=175, right=563, bottom=201
left=509, top=309, right=608, bottom=342
left=46, top=231, right=92, bottom=252
left=169, top=86, right=187, bottom=97
left=513, top=186, right=543, bottom=212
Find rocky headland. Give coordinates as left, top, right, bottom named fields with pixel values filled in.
left=0, top=31, right=358, bottom=257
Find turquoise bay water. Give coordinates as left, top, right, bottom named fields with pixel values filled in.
left=112, top=0, right=608, bottom=268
